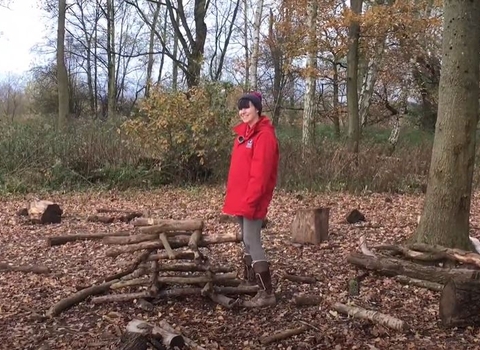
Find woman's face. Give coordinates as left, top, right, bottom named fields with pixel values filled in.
left=239, top=101, right=259, bottom=126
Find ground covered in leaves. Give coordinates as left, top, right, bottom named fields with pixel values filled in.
left=1, top=186, right=480, bottom=350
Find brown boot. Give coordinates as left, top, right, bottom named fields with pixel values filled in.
left=240, top=255, right=256, bottom=286
left=242, top=261, right=276, bottom=308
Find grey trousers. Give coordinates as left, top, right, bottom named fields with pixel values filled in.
left=237, top=216, right=267, bottom=262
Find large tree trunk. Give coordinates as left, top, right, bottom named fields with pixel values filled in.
left=346, top=0, right=363, bottom=154
left=411, top=0, right=480, bottom=250
left=56, top=0, right=69, bottom=129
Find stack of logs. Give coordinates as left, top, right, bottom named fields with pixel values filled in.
left=47, top=217, right=258, bottom=318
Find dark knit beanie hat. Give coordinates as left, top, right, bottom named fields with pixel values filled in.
left=238, top=91, right=262, bottom=116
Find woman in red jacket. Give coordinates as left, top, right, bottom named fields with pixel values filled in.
left=222, top=92, right=279, bottom=307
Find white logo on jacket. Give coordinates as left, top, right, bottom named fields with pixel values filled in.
left=246, top=139, right=253, bottom=149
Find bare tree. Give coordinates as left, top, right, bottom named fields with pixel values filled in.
left=57, top=0, right=69, bottom=128
left=346, top=0, right=363, bottom=154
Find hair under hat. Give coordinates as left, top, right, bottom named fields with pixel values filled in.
left=238, top=91, right=262, bottom=116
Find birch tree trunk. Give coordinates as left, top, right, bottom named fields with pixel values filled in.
left=411, top=0, right=480, bottom=250
left=302, top=0, right=317, bottom=150
left=346, top=0, right=363, bottom=154
left=243, top=0, right=250, bottom=89
left=249, top=0, right=264, bottom=91
left=107, top=0, right=116, bottom=118
left=57, top=0, right=69, bottom=129
left=359, top=36, right=385, bottom=127
left=332, top=57, right=340, bottom=138
left=145, top=2, right=161, bottom=98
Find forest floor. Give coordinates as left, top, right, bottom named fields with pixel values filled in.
left=1, top=186, right=480, bottom=350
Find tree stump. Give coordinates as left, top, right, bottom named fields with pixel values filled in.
left=439, top=277, right=480, bottom=328
left=28, top=200, right=63, bottom=224
left=291, top=207, right=329, bottom=244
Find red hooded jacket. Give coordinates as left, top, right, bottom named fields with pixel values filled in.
left=222, top=116, right=279, bottom=220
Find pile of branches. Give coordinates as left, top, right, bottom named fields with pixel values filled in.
left=46, top=217, right=259, bottom=318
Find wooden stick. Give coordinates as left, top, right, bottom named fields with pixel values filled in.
left=47, top=231, right=130, bottom=246
left=137, top=219, right=204, bottom=233
left=92, top=292, right=151, bottom=304
left=105, top=233, right=241, bottom=258
left=333, top=302, right=409, bottom=332
left=156, top=263, right=233, bottom=273
left=259, top=325, right=309, bottom=345
left=159, top=233, right=175, bottom=259
left=155, top=285, right=259, bottom=298
left=101, top=249, right=153, bottom=283
left=147, top=251, right=196, bottom=261
left=394, top=275, right=443, bottom=292
left=47, top=280, right=118, bottom=317
left=103, top=232, right=192, bottom=245
left=0, top=263, right=50, bottom=274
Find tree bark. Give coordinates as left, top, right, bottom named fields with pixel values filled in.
left=412, top=0, right=480, bottom=250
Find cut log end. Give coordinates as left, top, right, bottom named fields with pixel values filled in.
left=28, top=200, right=63, bottom=224
left=439, top=278, right=480, bottom=328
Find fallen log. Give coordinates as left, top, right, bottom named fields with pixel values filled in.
left=0, top=263, right=50, bottom=274
left=283, top=274, right=316, bottom=284
left=347, top=252, right=480, bottom=284
left=439, top=277, right=480, bottom=328
left=133, top=218, right=204, bottom=232
left=47, top=231, right=130, bottom=247
left=394, top=275, right=443, bottom=292
left=259, top=325, right=309, bottom=345
left=106, top=233, right=241, bottom=258
left=28, top=200, right=63, bottom=224
left=409, top=243, right=480, bottom=269
left=125, top=319, right=185, bottom=348
left=333, top=302, right=409, bottom=332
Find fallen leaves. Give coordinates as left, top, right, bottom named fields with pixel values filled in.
left=1, top=187, right=479, bottom=349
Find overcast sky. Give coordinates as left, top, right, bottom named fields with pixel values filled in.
left=0, top=1, right=47, bottom=76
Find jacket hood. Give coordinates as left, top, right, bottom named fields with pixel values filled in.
left=233, top=115, right=274, bottom=137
